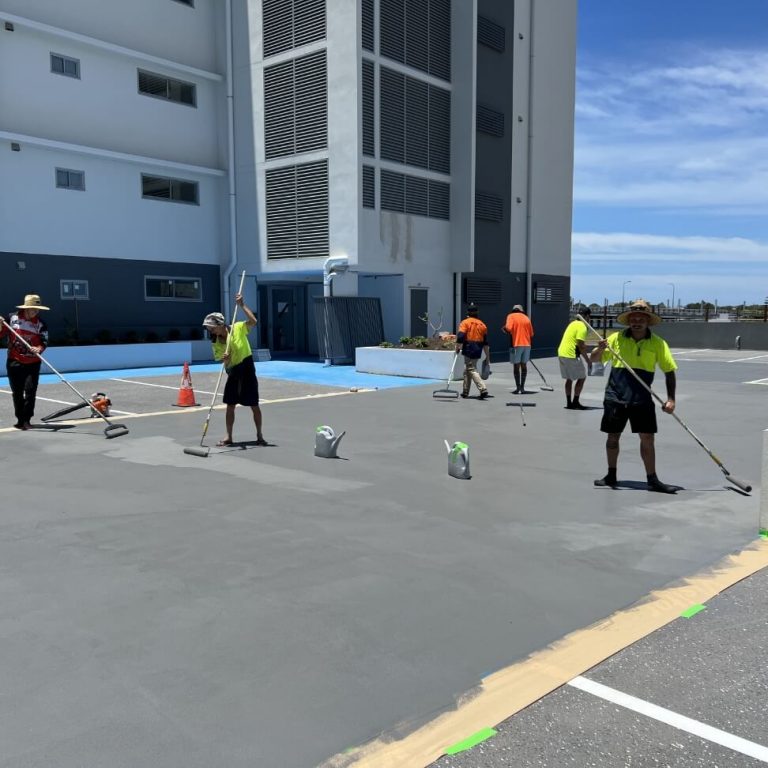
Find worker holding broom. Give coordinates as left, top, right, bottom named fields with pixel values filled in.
left=502, top=304, right=534, bottom=394
left=589, top=299, right=678, bottom=494
left=455, top=303, right=490, bottom=400
left=202, top=293, right=267, bottom=447
left=0, top=294, right=50, bottom=430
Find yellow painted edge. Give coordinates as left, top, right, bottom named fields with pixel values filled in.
left=330, top=540, right=768, bottom=768
left=0, top=388, right=374, bottom=433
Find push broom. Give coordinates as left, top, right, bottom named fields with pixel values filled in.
left=1, top=319, right=129, bottom=439
left=184, top=270, right=246, bottom=457
left=432, top=351, right=461, bottom=400
left=577, top=314, right=752, bottom=493
left=528, top=359, right=554, bottom=391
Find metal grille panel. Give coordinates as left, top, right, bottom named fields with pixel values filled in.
left=263, top=0, right=325, bottom=57
left=428, top=84, right=450, bottom=173
left=362, top=59, right=375, bottom=157
left=428, top=179, right=450, bottom=219
left=381, top=169, right=449, bottom=220
left=362, top=0, right=374, bottom=51
left=380, top=168, right=405, bottom=212
left=313, top=297, right=384, bottom=363
left=362, top=165, right=375, bottom=209
left=405, top=78, right=429, bottom=169
left=478, top=15, right=505, bottom=52
left=475, top=191, right=504, bottom=222
left=534, top=282, right=567, bottom=304
left=465, top=277, right=502, bottom=305
left=266, top=160, right=328, bottom=259
left=380, top=67, right=405, bottom=163
left=476, top=104, right=505, bottom=137
left=428, top=0, right=451, bottom=81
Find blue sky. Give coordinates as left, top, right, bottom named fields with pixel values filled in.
left=571, top=0, right=768, bottom=307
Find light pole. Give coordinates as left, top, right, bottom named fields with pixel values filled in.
left=621, top=280, right=632, bottom=309
left=667, top=282, right=675, bottom=313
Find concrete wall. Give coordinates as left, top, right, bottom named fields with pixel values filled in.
left=655, top=323, right=768, bottom=351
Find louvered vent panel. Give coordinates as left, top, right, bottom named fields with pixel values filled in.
left=380, top=67, right=405, bottom=163
left=266, top=166, right=298, bottom=258
left=294, top=0, right=326, bottom=47
left=428, top=84, right=450, bottom=173
left=296, top=160, right=329, bottom=258
left=138, top=71, right=168, bottom=96
left=405, top=175, right=428, bottom=216
left=428, top=179, right=450, bottom=219
left=428, top=0, right=451, bottom=81
left=534, top=282, right=566, bottom=303
left=476, top=104, right=505, bottom=137
left=380, top=169, right=405, bottom=212
left=362, top=59, right=375, bottom=157
left=263, top=0, right=293, bottom=57
left=465, top=277, right=502, bottom=305
left=264, top=60, right=295, bottom=158
left=405, top=77, right=428, bottom=168
left=380, top=0, right=405, bottom=63
left=475, top=191, right=504, bottom=222
left=294, top=50, right=327, bottom=153
left=477, top=15, right=505, bottom=52
left=362, top=165, right=375, bottom=209
left=362, top=0, right=374, bottom=51
left=405, top=0, right=428, bottom=73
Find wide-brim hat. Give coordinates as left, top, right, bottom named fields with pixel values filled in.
left=617, top=299, right=661, bottom=326
left=202, top=312, right=226, bottom=328
left=17, top=294, right=49, bottom=310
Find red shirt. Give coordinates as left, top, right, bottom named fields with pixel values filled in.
left=1, top=311, right=48, bottom=365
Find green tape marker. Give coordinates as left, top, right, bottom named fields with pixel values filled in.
left=760, top=528, right=768, bottom=540
left=444, top=727, right=497, bottom=755
left=680, top=603, right=706, bottom=619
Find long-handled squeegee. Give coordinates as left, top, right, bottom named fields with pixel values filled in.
left=1, top=319, right=129, bottom=439
left=577, top=314, right=752, bottom=493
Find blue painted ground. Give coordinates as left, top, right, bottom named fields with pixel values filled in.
left=0, top=361, right=436, bottom=390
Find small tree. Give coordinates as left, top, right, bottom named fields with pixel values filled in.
left=418, top=307, right=445, bottom=338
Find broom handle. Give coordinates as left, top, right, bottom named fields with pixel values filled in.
left=202, top=270, right=247, bottom=428
left=1, top=317, right=115, bottom=427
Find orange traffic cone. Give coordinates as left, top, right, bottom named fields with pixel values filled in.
left=174, top=362, right=199, bottom=407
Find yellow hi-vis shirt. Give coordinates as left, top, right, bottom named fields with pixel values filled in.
left=601, top=329, right=677, bottom=405
left=212, top=321, right=252, bottom=369
left=557, top=319, right=588, bottom=358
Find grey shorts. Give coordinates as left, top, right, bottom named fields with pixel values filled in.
left=509, top=346, right=531, bottom=364
left=559, top=356, right=586, bottom=381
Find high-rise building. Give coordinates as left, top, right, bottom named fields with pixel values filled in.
left=0, top=0, right=576, bottom=355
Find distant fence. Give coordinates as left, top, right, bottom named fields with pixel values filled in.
left=654, top=322, right=767, bottom=350
left=313, top=297, right=384, bottom=363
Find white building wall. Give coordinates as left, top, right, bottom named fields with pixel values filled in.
left=0, top=143, right=224, bottom=265
left=527, top=0, right=577, bottom=277
left=0, top=24, right=223, bottom=168
left=0, top=0, right=221, bottom=74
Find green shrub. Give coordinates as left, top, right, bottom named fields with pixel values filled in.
left=379, top=341, right=394, bottom=348
left=399, top=336, right=413, bottom=345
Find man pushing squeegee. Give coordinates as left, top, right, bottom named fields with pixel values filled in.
left=580, top=301, right=750, bottom=494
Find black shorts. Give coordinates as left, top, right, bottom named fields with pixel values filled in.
left=600, top=400, right=657, bottom=434
left=223, top=356, right=259, bottom=406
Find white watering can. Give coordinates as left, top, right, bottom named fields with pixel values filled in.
left=315, top=425, right=346, bottom=458
left=445, top=440, right=471, bottom=479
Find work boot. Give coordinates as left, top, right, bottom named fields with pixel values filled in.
left=460, top=392, right=469, bottom=399
left=594, top=469, right=618, bottom=488
left=569, top=399, right=588, bottom=410
left=479, top=390, right=489, bottom=400
left=647, top=474, right=677, bottom=494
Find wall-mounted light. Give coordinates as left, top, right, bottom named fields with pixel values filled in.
left=11, top=142, right=20, bottom=152
left=516, top=197, right=522, bottom=204
left=517, top=115, right=524, bottom=122
left=17, top=261, right=26, bottom=270
left=4, top=22, right=15, bottom=32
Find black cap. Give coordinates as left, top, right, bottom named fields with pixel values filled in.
left=467, top=302, right=479, bottom=315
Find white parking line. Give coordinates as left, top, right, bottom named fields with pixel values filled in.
left=744, top=378, right=768, bottom=386
left=728, top=354, right=768, bottom=363
left=111, top=377, right=218, bottom=396
left=0, top=389, right=74, bottom=406
left=569, top=676, right=768, bottom=762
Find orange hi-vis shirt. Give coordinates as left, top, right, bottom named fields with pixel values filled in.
left=457, top=316, right=488, bottom=359
left=504, top=313, right=534, bottom=347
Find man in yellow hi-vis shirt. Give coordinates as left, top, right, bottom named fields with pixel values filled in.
left=202, top=293, right=267, bottom=447
left=557, top=306, right=592, bottom=409
left=590, top=299, right=677, bottom=494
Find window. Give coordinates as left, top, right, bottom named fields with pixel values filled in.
left=56, top=168, right=85, bottom=191
left=141, top=174, right=199, bottom=204
left=145, top=277, right=202, bottom=301
left=51, top=53, right=80, bottom=79
left=138, top=70, right=196, bottom=106
left=60, top=280, right=89, bottom=300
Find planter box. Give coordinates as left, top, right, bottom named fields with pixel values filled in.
left=355, top=347, right=460, bottom=379
left=42, top=341, right=215, bottom=374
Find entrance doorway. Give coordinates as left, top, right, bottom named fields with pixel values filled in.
left=410, top=288, right=428, bottom=337
left=257, top=285, right=305, bottom=355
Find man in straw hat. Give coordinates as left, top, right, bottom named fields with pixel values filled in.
left=0, top=294, right=50, bottom=430
left=202, top=292, right=267, bottom=447
left=589, top=299, right=678, bottom=493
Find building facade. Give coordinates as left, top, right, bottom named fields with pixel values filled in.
left=0, top=0, right=576, bottom=355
